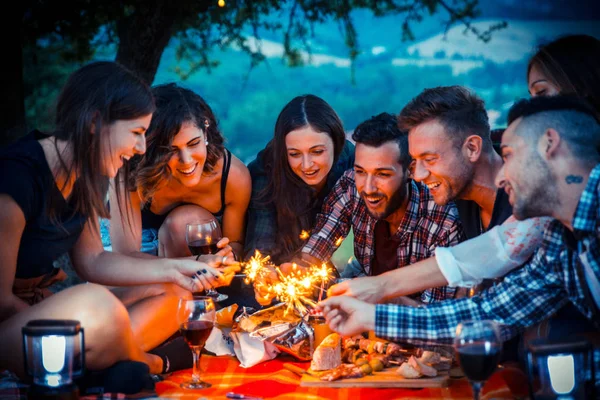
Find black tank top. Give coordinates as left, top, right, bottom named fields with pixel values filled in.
left=140, top=149, right=232, bottom=229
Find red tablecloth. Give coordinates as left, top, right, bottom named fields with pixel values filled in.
left=156, top=355, right=529, bottom=399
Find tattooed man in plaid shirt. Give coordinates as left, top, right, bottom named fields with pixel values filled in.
left=255, top=113, right=464, bottom=306
left=319, top=96, right=600, bottom=384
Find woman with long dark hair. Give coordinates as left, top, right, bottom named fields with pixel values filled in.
left=0, top=62, right=227, bottom=377
left=245, top=94, right=354, bottom=265
left=527, top=34, right=600, bottom=114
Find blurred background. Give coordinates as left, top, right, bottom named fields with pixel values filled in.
left=13, top=0, right=600, bottom=164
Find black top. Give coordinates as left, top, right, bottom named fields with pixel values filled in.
left=140, top=148, right=232, bottom=229
left=0, top=132, right=87, bottom=279
left=454, top=188, right=512, bottom=239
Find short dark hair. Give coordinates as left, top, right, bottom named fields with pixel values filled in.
left=507, top=95, right=600, bottom=162
left=352, top=112, right=411, bottom=170
left=398, top=85, right=492, bottom=152
left=508, top=95, right=598, bottom=126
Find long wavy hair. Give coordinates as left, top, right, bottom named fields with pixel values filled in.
left=51, top=61, right=155, bottom=229
left=260, top=94, right=346, bottom=262
left=130, top=83, right=225, bottom=203
left=528, top=34, right=600, bottom=115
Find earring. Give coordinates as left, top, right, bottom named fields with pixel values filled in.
left=205, top=140, right=209, bottom=145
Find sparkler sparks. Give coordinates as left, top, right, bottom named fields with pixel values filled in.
left=334, top=236, right=344, bottom=247
left=299, top=230, right=310, bottom=240
left=241, top=251, right=335, bottom=315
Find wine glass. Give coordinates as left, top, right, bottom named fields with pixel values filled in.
left=186, top=220, right=228, bottom=302
left=454, top=320, right=502, bottom=400
left=177, top=296, right=215, bottom=389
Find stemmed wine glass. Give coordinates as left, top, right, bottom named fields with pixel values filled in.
left=454, top=320, right=502, bottom=400
left=186, top=219, right=228, bottom=302
left=177, top=295, right=215, bottom=389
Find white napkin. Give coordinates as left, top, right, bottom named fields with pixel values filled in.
left=230, top=330, right=279, bottom=368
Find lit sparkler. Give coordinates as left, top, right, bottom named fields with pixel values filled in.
left=241, top=252, right=335, bottom=315
left=242, top=250, right=273, bottom=285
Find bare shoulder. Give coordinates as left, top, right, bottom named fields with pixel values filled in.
left=228, top=154, right=251, bottom=188
left=0, top=194, right=26, bottom=229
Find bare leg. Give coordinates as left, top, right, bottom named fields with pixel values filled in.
left=158, top=205, right=218, bottom=258
left=110, top=283, right=192, bottom=351
left=0, top=283, right=163, bottom=378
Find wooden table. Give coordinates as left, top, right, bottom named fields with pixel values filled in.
left=155, top=355, right=529, bottom=399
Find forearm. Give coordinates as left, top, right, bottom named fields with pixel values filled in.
left=380, top=258, right=448, bottom=300
left=76, top=251, right=174, bottom=286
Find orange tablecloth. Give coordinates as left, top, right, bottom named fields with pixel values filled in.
left=156, top=355, right=529, bottom=399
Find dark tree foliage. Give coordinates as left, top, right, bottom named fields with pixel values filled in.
left=2, top=0, right=502, bottom=145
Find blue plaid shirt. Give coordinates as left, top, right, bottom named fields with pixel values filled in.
left=375, top=164, right=600, bottom=379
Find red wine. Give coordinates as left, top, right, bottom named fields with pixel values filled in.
left=180, top=321, right=214, bottom=348
left=457, top=342, right=501, bottom=382
left=188, top=240, right=219, bottom=255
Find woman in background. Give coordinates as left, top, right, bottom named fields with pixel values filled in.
left=527, top=34, right=600, bottom=114
left=0, top=62, right=227, bottom=377
left=245, top=94, right=354, bottom=274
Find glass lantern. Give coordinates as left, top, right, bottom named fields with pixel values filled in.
left=22, top=319, right=85, bottom=399
left=526, top=337, right=595, bottom=399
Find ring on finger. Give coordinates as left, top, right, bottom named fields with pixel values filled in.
left=222, top=255, right=227, bottom=264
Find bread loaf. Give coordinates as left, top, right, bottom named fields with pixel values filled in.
left=310, top=333, right=342, bottom=371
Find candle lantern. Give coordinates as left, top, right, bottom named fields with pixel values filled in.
left=526, top=337, right=595, bottom=399
left=22, top=319, right=85, bottom=400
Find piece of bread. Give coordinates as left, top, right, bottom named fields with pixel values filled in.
left=419, top=350, right=441, bottom=364
left=311, top=333, right=342, bottom=371
left=397, top=362, right=422, bottom=378
left=409, top=355, right=438, bottom=377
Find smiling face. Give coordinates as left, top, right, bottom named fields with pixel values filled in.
left=354, top=141, right=408, bottom=220
left=167, top=122, right=208, bottom=187
left=100, top=114, right=152, bottom=178
left=285, top=126, right=335, bottom=190
left=528, top=63, right=561, bottom=98
left=496, top=119, right=558, bottom=220
left=408, top=120, right=474, bottom=206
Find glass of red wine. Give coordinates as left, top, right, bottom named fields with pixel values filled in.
left=454, top=320, right=502, bottom=400
left=177, top=295, right=215, bottom=389
left=186, top=220, right=228, bottom=302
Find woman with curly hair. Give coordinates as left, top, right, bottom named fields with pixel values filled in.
left=104, top=83, right=252, bottom=304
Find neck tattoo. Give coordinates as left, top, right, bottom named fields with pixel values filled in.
left=565, top=175, right=583, bottom=184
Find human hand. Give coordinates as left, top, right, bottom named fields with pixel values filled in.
left=171, top=259, right=224, bottom=292
left=253, top=264, right=279, bottom=306
left=317, top=296, right=375, bottom=337
left=327, top=275, right=385, bottom=303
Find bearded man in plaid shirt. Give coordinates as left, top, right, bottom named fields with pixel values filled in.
left=256, top=112, right=465, bottom=306
left=320, top=95, right=600, bottom=386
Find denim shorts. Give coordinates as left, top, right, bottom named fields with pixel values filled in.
left=99, top=218, right=159, bottom=255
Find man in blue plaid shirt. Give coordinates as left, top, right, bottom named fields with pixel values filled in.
left=319, top=96, right=600, bottom=382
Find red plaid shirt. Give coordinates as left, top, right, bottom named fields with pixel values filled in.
left=303, top=170, right=465, bottom=303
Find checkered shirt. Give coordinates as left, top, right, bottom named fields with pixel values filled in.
left=375, top=164, right=600, bottom=380
left=303, top=170, right=465, bottom=304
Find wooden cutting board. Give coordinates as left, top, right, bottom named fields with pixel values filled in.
left=299, top=367, right=450, bottom=388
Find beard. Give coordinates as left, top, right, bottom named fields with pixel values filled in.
left=362, top=181, right=409, bottom=220
left=512, top=153, right=559, bottom=220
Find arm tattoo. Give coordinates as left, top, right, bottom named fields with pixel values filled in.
left=565, top=175, right=584, bottom=184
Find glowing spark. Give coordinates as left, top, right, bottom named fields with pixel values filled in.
left=335, top=237, right=344, bottom=247
left=299, top=230, right=310, bottom=240
left=242, top=250, right=272, bottom=285
left=218, top=0, right=225, bottom=7
left=241, top=251, right=334, bottom=316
